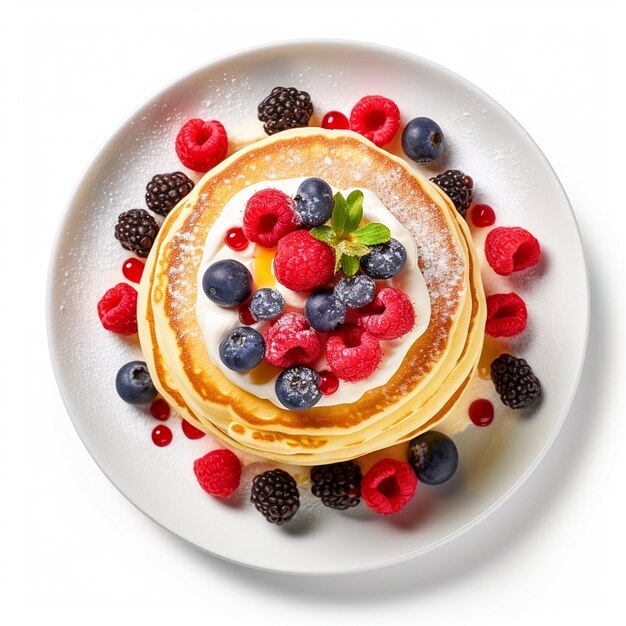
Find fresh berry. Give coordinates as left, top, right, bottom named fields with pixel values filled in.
left=250, top=469, right=300, bottom=524
left=97, top=283, right=138, bottom=335
left=224, top=227, right=249, bottom=251
left=490, top=353, right=541, bottom=409
left=358, top=287, right=415, bottom=340
left=264, top=313, right=321, bottom=368
left=202, top=259, right=252, bottom=307
left=122, top=258, right=145, bottom=283
left=430, top=169, right=473, bottom=217
left=408, top=431, right=458, bottom=485
left=114, top=209, right=159, bottom=258
left=257, top=86, right=313, bottom=135
left=334, top=274, right=376, bottom=309
left=274, top=230, right=335, bottom=291
left=468, top=399, right=494, bottom=427
left=249, top=288, right=285, bottom=321
left=401, top=117, right=444, bottom=163
left=175, top=118, right=228, bottom=172
left=219, top=327, right=265, bottom=372
left=318, top=370, right=339, bottom=395
left=238, top=302, right=256, bottom=326
left=361, top=459, right=417, bottom=515
left=486, top=292, right=527, bottom=338
left=115, top=361, right=157, bottom=405
left=311, top=461, right=362, bottom=510
left=321, top=111, right=349, bottom=130
left=326, top=324, right=382, bottom=383
left=182, top=419, right=206, bottom=439
left=152, top=425, right=172, bottom=447
left=193, top=449, right=241, bottom=498
left=471, top=203, right=496, bottom=227
left=360, top=238, right=407, bottom=279
left=150, top=398, right=170, bottom=421
left=349, top=95, right=401, bottom=147
left=242, top=188, right=298, bottom=247
left=145, top=171, right=194, bottom=216
left=484, top=227, right=541, bottom=276
left=304, top=289, right=347, bottom=332
left=294, top=177, right=334, bottom=227
left=275, top=366, right=321, bottom=410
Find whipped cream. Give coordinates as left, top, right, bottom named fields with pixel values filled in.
left=195, top=178, right=431, bottom=408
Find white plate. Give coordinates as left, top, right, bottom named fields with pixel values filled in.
left=47, top=40, right=588, bottom=574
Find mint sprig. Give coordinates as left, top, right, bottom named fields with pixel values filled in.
left=309, top=191, right=391, bottom=276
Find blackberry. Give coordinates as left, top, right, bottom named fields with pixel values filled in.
left=250, top=469, right=300, bottom=525
left=145, top=171, right=194, bottom=216
left=430, top=169, right=473, bottom=217
left=114, top=209, right=159, bottom=258
left=311, top=461, right=362, bottom=510
left=257, top=86, right=313, bottom=135
left=490, top=353, right=542, bottom=409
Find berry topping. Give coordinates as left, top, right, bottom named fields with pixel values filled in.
left=486, top=292, right=528, bottom=338
left=114, top=209, right=159, bottom=258
left=349, top=95, right=401, bottom=147
left=122, top=258, right=145, bottom=283
left=326, top=324, right=382, bottom=383
left=311, top=461, right=363, bottom=510
left=264, top=313, right=321, bottom=368
left=224, top=227, right=249, bottom=251
left=97, top=283, right=138, bottom=335
left=408, top=431, right=459, bottom=485
left=249, top=288, right=285, bottom=321
left=304, top=289, right=347, bottom=332
left=193, top=449, right=241, bottom=498
left=401, top=117, right=445, bottom=164
left=334, top=274, right=376, bottom=309
left=242, top=188, right=298, bottom=247
left=484, top=226, right=541, bottom=276
left=115, top=361, right=157, bottom=405
left=361, top=459, right=417, bottom=515
left=219, top=327, right=265, bottom=372
left=359, top=238, right=407, bottom=279
left=321, top=110, right=350, bottom=130
left=150, top=398, right=170, bottom=421
left=257, top=87, right=313, bottom=135
left=490, top=353, right=542, bottom=409
left=238, top=302, right=256, bottom=326
left=175, top=118, right=228, bottom=173
left=294, top=177, right=334, bottom=227
left=318, top=370, right=339, bottom=395
left=471, top=203, right=496, bottom=227
left=181, top=419, right=206, bottom=439
left=430, top=169, right=474, bottom=217
left=145, top=171, right=194, bottom=216
left=202, top=259, right=252, bottom=307
left=274, top=230, right=335, bottom=292
left=275, top=365, right=322, bottom=410
left=358, top=287, right=415, bottom=340
left=152, top=425, right=172, bottom=447
left=250, top=469, right=300, bottom=524
left=468, top=399, right=494, bottom=427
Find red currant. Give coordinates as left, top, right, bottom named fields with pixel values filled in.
left=468, top=399, right=494, bottom=426
left=318, top=370, right=339, bottom=395
left=150, top=399, right=170, bottom=421
left=152, top=425, right=173, bottom=446
left=238, top=303, right=256, bottom=325
left=182, top=419, right=205, bottom=440
left=322, top=111, right=349, bottom=130
left=122, top=258, right=145, bottom=283
left=471, top=204, right=496, bottom=228
left=224, top=227, right=249, bottom=251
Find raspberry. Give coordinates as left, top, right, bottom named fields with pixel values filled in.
left=325, top=324, right=382, bottom=382
left=193, top=449, right=241, bottom=498
left=274, top=230, right=335, bottom=292
left=175, top=118, right=228, bottom=173
left=349, top=95, right=401, bottom=147
left=486, top=292, right=528, bottom=338
left=264, top=312, right=322, bottom=368
left=361, top=459, right=417, bottom=515
left=97, top=283, right=138, bottom=335
left=484, top=226, right=541, bottom=276
left=242, top=189, right=298, bottom=247
left=357, top=288, right=415, bottom=340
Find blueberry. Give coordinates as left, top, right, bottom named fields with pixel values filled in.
left=294, top=177, right=333, bottom=227
left=408, top=431, right=459, bottom=485
left=202, top=259, right=252, bottom=307
left=275, top=366, right=321, bottom=410
left=219, top=327, right=265, bottom=372
left=115, top=361, right=158, bottom=405
left=334, top=274, right=376, bottom=309
left=304, top=289, right=347, bottom=332
left=401, top=117, right=444, bottom=164
left=249, top=288, right=285, bottom=321
left=360, top=238, right=407, bottom=279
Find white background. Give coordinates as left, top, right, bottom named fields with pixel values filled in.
left=1, top=0, right=625, bottom=623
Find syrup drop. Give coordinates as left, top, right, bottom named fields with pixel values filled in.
left=319, top=371, right=339, bottom=395
left=253, top=246, right=277, bottom=288
left=152, top=425, right=172, bottom=447
left=150, top=399, right=170, bottom=421
left=471, top=204, right=496, bottom=228
left=469, top=399, right=494, bottom=426
left=238, top=303, right=256, bottom=326
left=478, top=336, right=505, bottom=380
left=321, top=111, right=350, bottom=130
left=181, top=419, right=205, bottom=439
left=224, top=227, right=249, bottom=251
left=122, top=258, right=145, bottom=283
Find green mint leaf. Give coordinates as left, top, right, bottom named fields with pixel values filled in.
left=343, top=190, right=364, bottom=234
left=352, top=223, right=391, bottom=246
left=331, top=192, right=347, bottom=235
left=337, top=239, right=370, bottom=258
left=309, top=225, right=337, bottom=246
left=340, top=255, right=360, bottom=276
